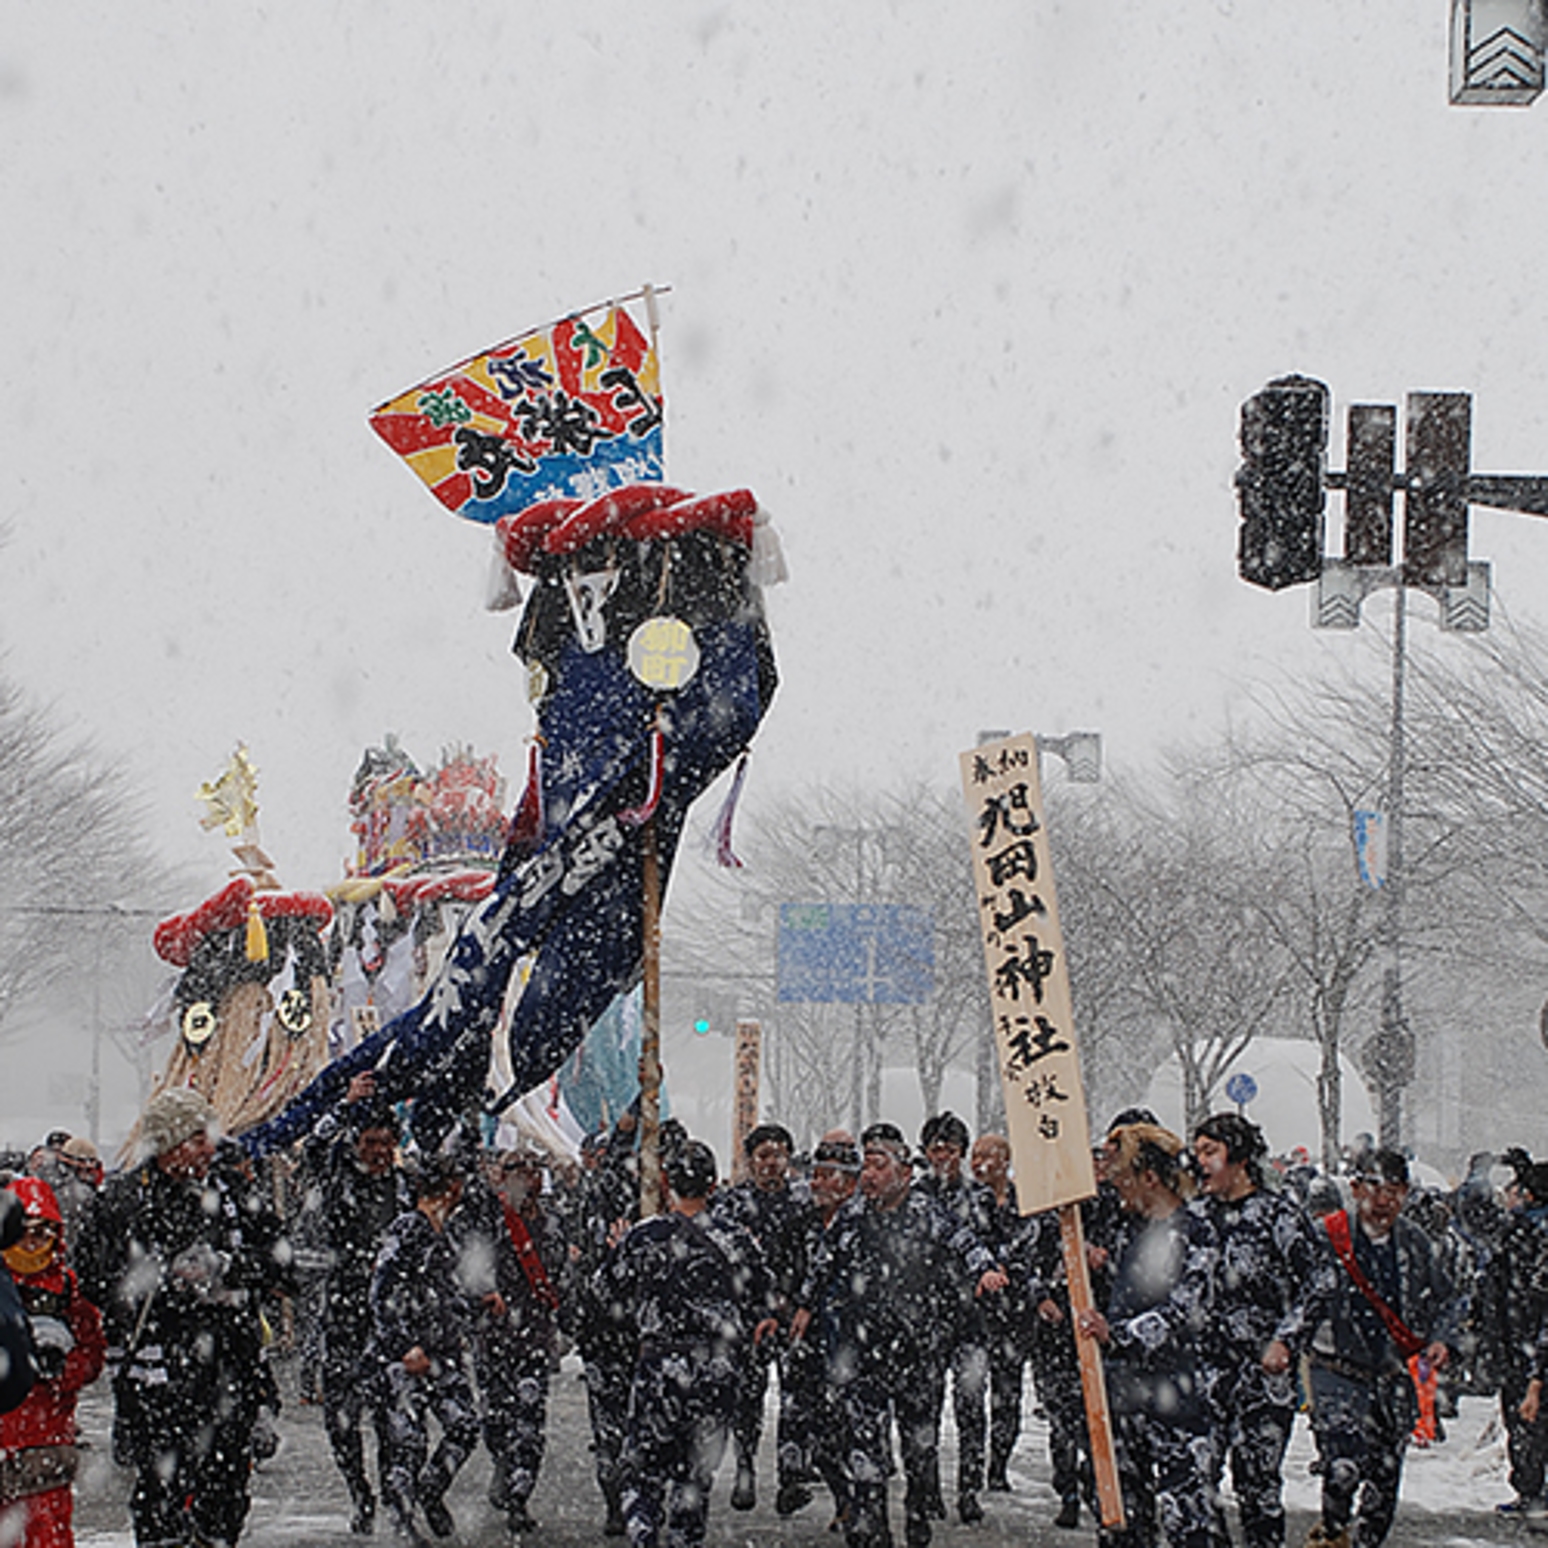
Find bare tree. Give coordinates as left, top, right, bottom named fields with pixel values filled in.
left=0, top=672, right=168, bottom=1044
left=1055, top=768, right=1297, bottom=1134
left=666, top=781, right=991, bottom=1142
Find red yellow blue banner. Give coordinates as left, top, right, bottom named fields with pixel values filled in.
left=370, top=300, right=665, bottom=525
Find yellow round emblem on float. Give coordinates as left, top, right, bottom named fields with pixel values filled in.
left=182, top=1001, right=217, bottom=1047
left=627, top=617, right=700, bottom=691
left=276, top=986, right=313, bottom=1036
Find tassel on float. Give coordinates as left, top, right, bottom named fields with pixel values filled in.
left=245, top=897, right=269, bottom=963
left=507, top=737, right=546, bottom=857
left=618, top=723, right=665, bottom=828
left=712, top=752, right=750, bottom=869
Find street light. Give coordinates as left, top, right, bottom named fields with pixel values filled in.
left=976, top=729, right=1104, bottom=784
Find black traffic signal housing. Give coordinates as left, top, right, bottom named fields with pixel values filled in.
left=1236, top=375, right=1330, bottom=590
left=1403, top=392, right=1471, bottom=588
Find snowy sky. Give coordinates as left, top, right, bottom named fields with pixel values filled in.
left=4, top=2, right=1548, bottom=898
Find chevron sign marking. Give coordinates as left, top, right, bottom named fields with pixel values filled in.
left=1451, top=0, right=1546, bottom=105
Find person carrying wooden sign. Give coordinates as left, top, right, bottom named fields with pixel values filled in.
left=958, top=733, right=1124, bottom=1529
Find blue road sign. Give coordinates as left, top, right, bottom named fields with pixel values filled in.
left=777, top=903, right=935, bottom=1004
left=1225, top=1072, right=1259, bottom=1108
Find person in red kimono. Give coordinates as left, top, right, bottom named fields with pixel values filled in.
left=0, top=1176, right=106, bottom=1548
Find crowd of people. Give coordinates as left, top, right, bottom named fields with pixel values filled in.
left=3, top=1092, right=1548, bottom=1548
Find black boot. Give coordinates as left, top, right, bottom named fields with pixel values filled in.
left=602, top=1482, right=626, bottom=1538
left=731, top=1457, right=757, bottom=1511
left=419, top=1493, right=454, bottom=1540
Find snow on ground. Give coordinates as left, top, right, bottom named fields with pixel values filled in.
left=1278, top=1395, right=1511, bottom=1517
left=71, top=1376, right=1522, bottom=1546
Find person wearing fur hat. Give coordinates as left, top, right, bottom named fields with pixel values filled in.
left=0, top=1176, right=105, bottom=1548
left=1192, top=1112, right=1338, bottom=1548
left=75, top=1087, right=293, bottom=1548
left=707, top=1121, right=810, bottom=1515
left=1075, top=1122, right=1221, bottom=1548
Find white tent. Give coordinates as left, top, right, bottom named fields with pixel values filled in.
left=1144, top=1038, right=1377, bottom=1161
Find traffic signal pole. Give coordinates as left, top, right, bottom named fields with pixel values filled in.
left=1236, top=378, right=1548, bottom=1150
left=1378, top=583, right=1409, bottom=1149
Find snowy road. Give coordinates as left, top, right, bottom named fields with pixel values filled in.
left=68, top=1357, right=1535, bottom=1546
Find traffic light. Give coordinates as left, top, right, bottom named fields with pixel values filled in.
left=1236, top=375, right=1329, bottom=590
left=693, top=1015, right=712, bottom=1036
left=1403, top=392, right=1471, bottom=588
left=1343, top=404, right=1396, bottom=566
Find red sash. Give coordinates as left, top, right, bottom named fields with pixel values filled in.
left=1321, top=1209, right=1425, bottom=1360
left=501, top=1203, right=560, bottom=1312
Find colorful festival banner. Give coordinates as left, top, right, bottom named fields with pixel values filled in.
left=369, top=298, right=665, bottom=524
left=959, top=733, right=1096, bottom=1215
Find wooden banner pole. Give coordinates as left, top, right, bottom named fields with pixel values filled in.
left=638, top=815, right=664, bottom=1217
left=1059, top=1203, right=1126, bottom=1531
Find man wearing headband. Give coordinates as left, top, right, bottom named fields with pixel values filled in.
left=917, top=1112, right=999, bottom=1525
left=1192, top=1112, right=1337, bottom=1548
left=968, top=1133, right=1040, bottom=1502
left=709, top=1122, right=809, bottom=1515
left=444, top=1147, right=564, bottom=1536
left=1476, top=1155, right=1548, bottom=1518
left=596, top=1139, right=778, bottom=1548
left=794, top=1121, right=1006, bottom=1548
left=301, top=1072, right=409, bottom=1536
left=792, top=1132, right=862, bottom=1529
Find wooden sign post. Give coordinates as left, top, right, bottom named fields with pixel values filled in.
left=959, top=733, right=1124, bottom=1530
left=730, top=1020, right=762, bottom=1183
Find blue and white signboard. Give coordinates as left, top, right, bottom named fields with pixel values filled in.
left=777, top=903, right=935, bottom=1004
left=1353, top=810, right=1387, bottom=890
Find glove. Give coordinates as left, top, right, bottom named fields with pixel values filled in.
left=169, top=1242, right=229, bottom=1299
left=29, top=1314, right=74, bottom=1380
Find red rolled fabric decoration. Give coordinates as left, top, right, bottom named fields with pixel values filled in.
left=152, top=881, right=333, bottom=966
left=154, top=878, right=254, bottom=967
left=497, top=498, right=583, bottom=574
left=622, top=488, right=757, bottom=545
left=543, top=483, right=689, bottom=555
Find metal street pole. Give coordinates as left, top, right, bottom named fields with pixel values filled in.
left=1378, top=587, right=1410, bottom=1148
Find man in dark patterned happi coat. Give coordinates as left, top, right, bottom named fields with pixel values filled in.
left=596, top=1140, right=777, bottom=1548
left=1304, top=1147, right=1460, bottom=1548
left=794, top=1122, right=1006, bottom=1548
left=707, top=1122, right=812, bottom=1514
left=1192, top=1112, right=1337, bottom=1548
